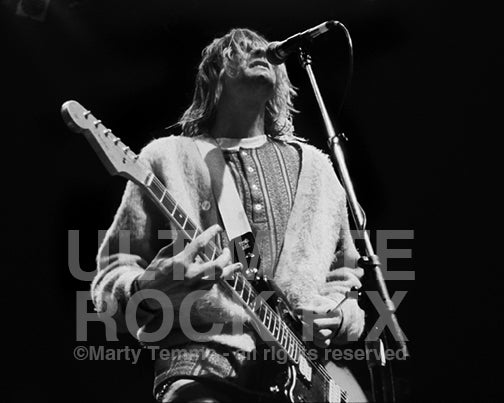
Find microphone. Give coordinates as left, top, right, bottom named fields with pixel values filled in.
left=266, top=20, right=339, bottom=65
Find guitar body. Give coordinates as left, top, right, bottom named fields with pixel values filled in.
left=258, top=354, right=367, bottom=402
left=323, top=362, right=368, bottom=403
left=253, top=279, right=368, bottom=403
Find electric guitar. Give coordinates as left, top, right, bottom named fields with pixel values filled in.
left=62, top=100, right=367, bottom=403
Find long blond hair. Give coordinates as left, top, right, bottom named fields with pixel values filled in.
left=179, top=28, right=298, bottom=139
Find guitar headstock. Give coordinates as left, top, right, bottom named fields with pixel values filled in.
left=61, top=100, right=149, bottom=185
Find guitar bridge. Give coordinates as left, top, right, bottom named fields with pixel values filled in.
left=328, top=381, right=347, bottom=403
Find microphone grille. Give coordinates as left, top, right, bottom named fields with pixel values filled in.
left=266, top=41, right=284, bottom=65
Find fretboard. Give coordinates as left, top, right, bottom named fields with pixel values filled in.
left=64, top=97, right=343, bottom=401
left=142, top=170, right=303, bottom=364
left=137, top=162, right=341, bottom=399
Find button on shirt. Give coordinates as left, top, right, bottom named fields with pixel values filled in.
left=216, top=135, right=301, bottom=277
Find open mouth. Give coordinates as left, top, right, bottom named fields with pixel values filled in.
left=249, top=59, right=270, bottom=69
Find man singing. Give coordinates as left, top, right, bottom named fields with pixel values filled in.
left=92, top=28, right=365, bottom=403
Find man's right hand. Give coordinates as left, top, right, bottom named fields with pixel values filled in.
left=135, top=224, right=241, bottom=311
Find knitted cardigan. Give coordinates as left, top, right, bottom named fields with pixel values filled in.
left=91, top=135, right=364, bottom=352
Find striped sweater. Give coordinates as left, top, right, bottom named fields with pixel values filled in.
left=219, top=134, right=300, bottom=278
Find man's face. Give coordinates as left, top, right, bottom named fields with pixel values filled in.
left=240, top=43, right=276, bottom=86
left=222, top=39, right=277, bottom=101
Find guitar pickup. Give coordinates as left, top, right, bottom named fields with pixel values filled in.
left=297, top=354, right=312, bottom=383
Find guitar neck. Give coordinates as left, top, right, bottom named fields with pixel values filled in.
left=63, top=100, right=348, bottom=403
left=137, top=169, right=304, bottom=364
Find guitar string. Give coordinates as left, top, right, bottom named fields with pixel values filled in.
left=148, top=176, right=337, bottom=387
left=98, top=126, right=341, bottom=398
left=151, top=175, right=340, bottom=389
left=124, top=162, right=335, bottom=395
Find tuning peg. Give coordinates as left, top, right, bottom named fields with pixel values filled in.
left=122, top=146, right=130, bottom=154
left=103, top=129, right=112, bottom=136
left=93, top=120, right=102, bottom=127
left=83, top=110, right=91, bottom=118
left=113, top=138, right=121, bottom=145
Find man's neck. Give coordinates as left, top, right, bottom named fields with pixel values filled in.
left=210, top=94, right=266, bottom=139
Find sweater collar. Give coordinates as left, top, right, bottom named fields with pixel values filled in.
left=211, top=134, right=268, bottom=151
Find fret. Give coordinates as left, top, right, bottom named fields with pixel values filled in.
left=280, top=325, right=288, bottom=349
left=261, top=307, right=268, bottom=324
left=243, top=283, right=251, bottom=305
left=249, top=292, right=258, bottom=310
left=286, top=332, right=296, bottom=361
left=241, top=283, right=248, bottom=302
left=293, top=342, right=300, bottom=362
left=286, top=340, right=293, bottom=358
left=162, top=196, right=177, bottom=216
left=148, top=180, right=164, bottom=200
left=287, top=338, right=294, bottom=358
left=159, top=189, right=167, bottom=204
left=231, top=275, right=258, bottom=308
left=268, top=310, right=274, bottom=331
left=258, top=304, right=266, bottom=321
left=146, top=181, right=198, bottom=244
left=278, top=324, right=284, bottom=347
left=289, top=335, right=296, bottom=359
left=283, top=327, right=290, bottom=349
left=252, top=294, right=261, bottom=311
left=168, top=200, right=178, bottom=216
left=145, top=172, right=154, bottom=187
left=182, top=214, right=189, bottom=229
left=269, top=315, right=277, bottom=337
left=273, top=318, right=280, bottom=339
left=236, top=275, right=246, bottom=298
left=235, top=275, right=244, bottom=295
left=285, top=333, right=294, bottom=357
left=247, top=287, right=257, bottom=307
left=184, top=220, right=197, bottom=233
left=277, top=321, right=283, bottom=341
left=265, top=310, right=272, bottom=329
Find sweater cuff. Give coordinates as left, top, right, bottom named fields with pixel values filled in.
left=131, top=277, right=159, bottom=313
left=129, top=276, right=159, bottom=328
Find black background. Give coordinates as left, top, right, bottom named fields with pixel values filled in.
left=1, top=0, right=499, bottom=401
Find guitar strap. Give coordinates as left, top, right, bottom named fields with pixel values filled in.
left=193, top=136, right=260, bottom=276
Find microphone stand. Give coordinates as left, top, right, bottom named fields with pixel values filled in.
left=297, top=44, right=409, bottom=403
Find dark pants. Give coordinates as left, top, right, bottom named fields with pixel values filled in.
left=157, top=378, right=275, bottom=403
left=153, top=343, right=284, bottom=403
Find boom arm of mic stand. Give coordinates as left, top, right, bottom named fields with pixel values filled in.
left=296, top=42, right=409, bottom=374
